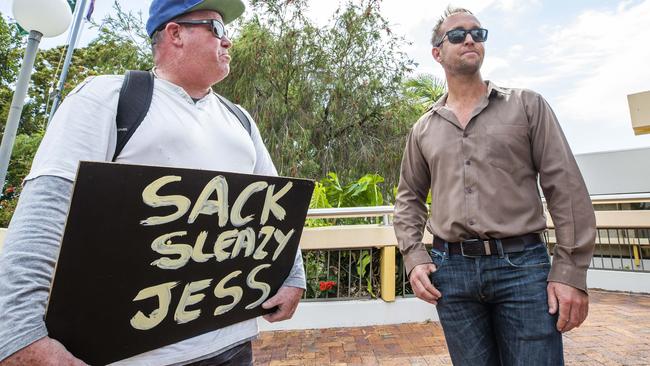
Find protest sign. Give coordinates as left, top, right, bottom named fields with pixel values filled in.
left=45, top=161, right=314, bottom=365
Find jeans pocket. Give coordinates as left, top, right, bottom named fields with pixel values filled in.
left=430, top=247, right=447, bottom=271
left=429, top=248, right=448, bottom=288
left=504, top=243, right=551, bottom=268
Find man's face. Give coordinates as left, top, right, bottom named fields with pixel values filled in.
left=432, top=13, right=485, bottom=76
left=179, top=10, right=232, bottom=84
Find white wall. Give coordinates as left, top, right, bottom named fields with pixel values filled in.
left=259, top=297, right=439, bottom=331
left=587, top=268, right=650, bottom=293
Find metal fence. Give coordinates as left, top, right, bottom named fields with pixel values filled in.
left=546, top=228, right=650, bottom=272
left=301, top=248, right=378, bottom=301
left=301, top=196, right=650, bottom=300
left=301, top=207, right=389, bottom=300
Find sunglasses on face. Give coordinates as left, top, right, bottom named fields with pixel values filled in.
left=436, top=28, right=488, bottom=47
left=173, top=19, right=228, bottom=39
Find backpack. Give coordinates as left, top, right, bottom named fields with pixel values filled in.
left=112, top=70, right=251, bottom=161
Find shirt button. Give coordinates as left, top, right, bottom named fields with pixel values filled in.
left=465, top=187, right=473, bottom=194
left=468, top=220, right=476, bottom=226
left=465, top=160, right=471, bottom=166
left=462, top=133, right=468, bottom=138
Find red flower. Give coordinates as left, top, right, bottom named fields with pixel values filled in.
left=319, top=281, right=336, bottom=291
left=5, top=186, right=14, bottom=194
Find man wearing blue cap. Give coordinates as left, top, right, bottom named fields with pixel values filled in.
left=0, top=1, right=305, bottom=365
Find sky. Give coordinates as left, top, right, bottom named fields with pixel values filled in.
left=2, top=0, right=650, bottom=154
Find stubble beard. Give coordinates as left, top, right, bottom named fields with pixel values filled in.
left=453, top=56, right=483, bottom=76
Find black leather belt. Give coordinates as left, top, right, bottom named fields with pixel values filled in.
left=432, top=233, right=543, bottom=256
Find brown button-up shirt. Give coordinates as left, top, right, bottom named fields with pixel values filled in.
left=394, top=81, right=596, bottom=291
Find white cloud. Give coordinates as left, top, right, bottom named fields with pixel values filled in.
left=481, top=55, right=509, bottom=77
left=538, top=0, right=650, bottom=152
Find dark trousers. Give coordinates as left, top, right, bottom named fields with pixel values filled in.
left=184, top=341, right=253, bottom=366
left=430, top=241, right=564, bottom=366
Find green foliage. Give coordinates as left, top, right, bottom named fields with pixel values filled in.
left=321, top=173, right=345, bottom=208
left=356, top=250, right=371, bottom=278
left=303, top=251, right=334, bottom=298
left=5, top=133, right=43, bottom=187
left=303, top=248, right=378, bottom=299
left=318, top=172, right=384, bottom=209
left=0, top=193, right=18, bottom=228
left=309, top=181, right=331, bottom=209
left=303, top=172, right=388, bottom=299
left=218, top=0, right=424, bottom=192
left=347, top=173, right=384, bottom=207
left=0, top=132, right=43, bottom=227
left=356, top=250, right=375, bottom=297
left=0, top=16, right=25, bottom=134
left=306, top=172, right=387, bottom=227
left=89, top=1, right=152, bottom=67
left=402, top=73, right=446, bottom=113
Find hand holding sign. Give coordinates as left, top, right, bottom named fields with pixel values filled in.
left=262, top=286, right=304, bottom=322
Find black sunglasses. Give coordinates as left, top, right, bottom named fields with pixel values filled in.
left=437, top=28, right=488, bottom=47
left=173, top=19, right=228, bottom=39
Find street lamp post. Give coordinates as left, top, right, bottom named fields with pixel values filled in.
left=47, top=0, right=90, bottom=127
left=0, top=0, right=72, bottom=189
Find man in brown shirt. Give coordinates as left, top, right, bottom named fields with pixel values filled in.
left=394, top=6, right=596, bottom=365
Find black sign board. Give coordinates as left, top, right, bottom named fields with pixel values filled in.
left=45, top=162, right=314, bottom=365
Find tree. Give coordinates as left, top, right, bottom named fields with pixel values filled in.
left=0, top=6, right=152, bottom=225
left=218, top=0, right=423, bottom=192
left=0, top=16, right=26, bottom=136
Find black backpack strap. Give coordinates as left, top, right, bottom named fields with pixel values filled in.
left=214, top=93, right=252, bottom=136
left=112, top=70, right=155, bottom=161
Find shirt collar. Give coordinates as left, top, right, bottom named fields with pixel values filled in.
left=431, top=93, right=448, bottom=113
left=431, top=80, right=510, bottom=113
left=486, top=80, right=511, bottom=97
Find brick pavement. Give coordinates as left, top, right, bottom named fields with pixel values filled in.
left=253, top=290, right=650, bottom=365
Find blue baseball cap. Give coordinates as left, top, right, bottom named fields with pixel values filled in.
left=146, top=0, right=245, bottom=37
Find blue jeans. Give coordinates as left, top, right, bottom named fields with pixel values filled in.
left=430, top=241, right=563, bottom=366
left=184, top=341, right=253, bottom=366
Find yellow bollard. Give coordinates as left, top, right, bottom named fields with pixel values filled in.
left=380, top=246, right=396, bottom=302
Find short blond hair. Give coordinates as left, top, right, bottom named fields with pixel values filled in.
left=431, top=6, right=474, bottom=47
